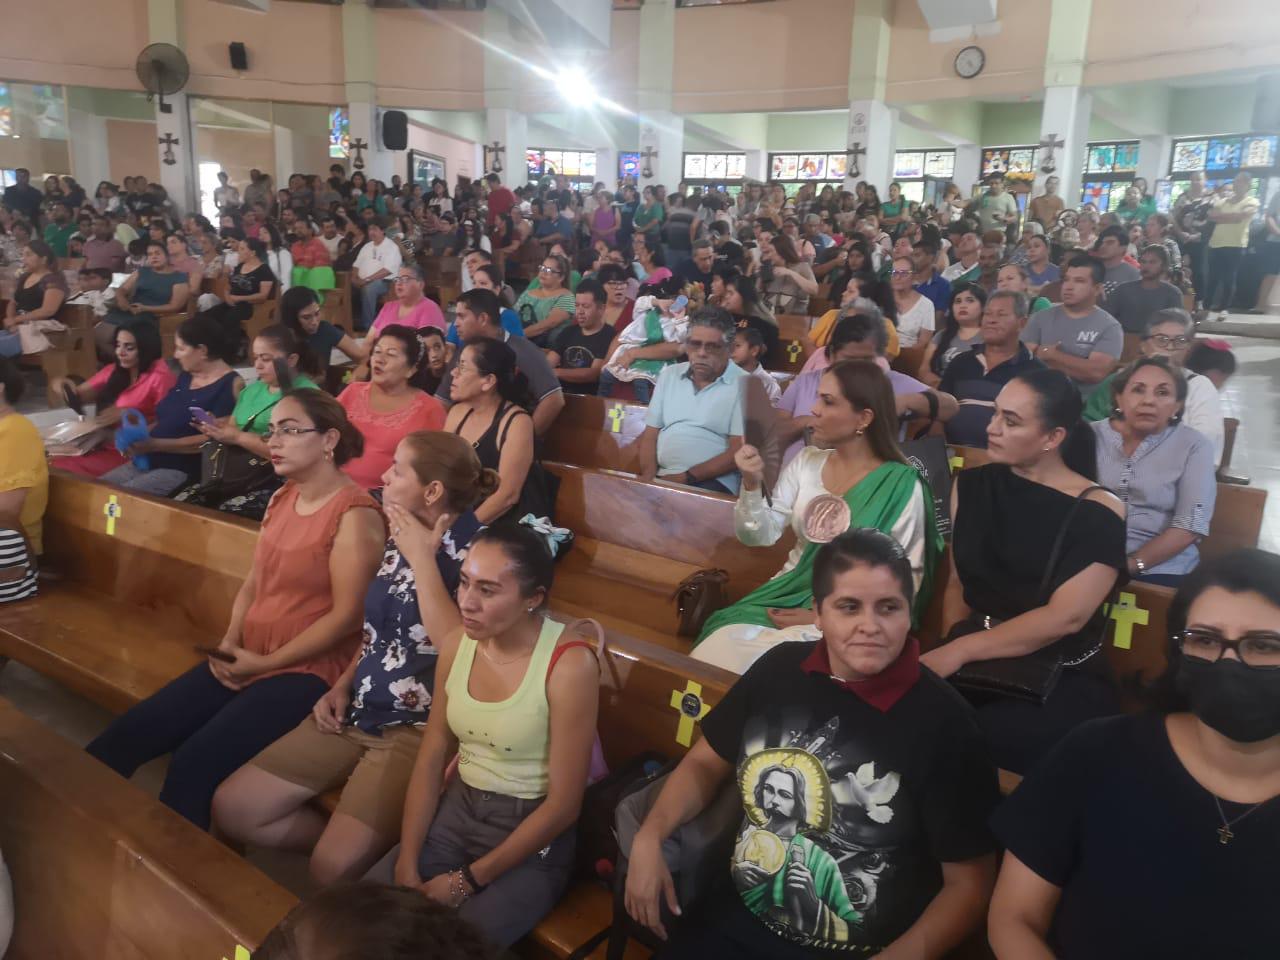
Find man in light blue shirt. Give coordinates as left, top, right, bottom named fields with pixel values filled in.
left=639, top=307, right=746, bottom=494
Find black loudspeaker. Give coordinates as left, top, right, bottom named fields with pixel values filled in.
left=1252, top=74, right=1280, bottom=132
left=228, top=42, right=248, bottom=72
left=382, top=110, right=408, bottom=151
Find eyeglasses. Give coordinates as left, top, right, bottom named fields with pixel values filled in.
left=890, top=269, right=912, bottom=277
left=1146, top=334, right=1192, bottom=349
left=603, top=279, right=627, bottom=287
left=539, top=265, right=562, bottom=274
left=263, top=425, right=322, bottom=441
left=394, top=276, right=416, bottom=284
left=1178, top=628, right=1280, bottom=669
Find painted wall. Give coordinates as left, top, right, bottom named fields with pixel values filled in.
left=181, top=0, right=345, bottom=104
left=375, top=9, right=485, bottom=110
left=194, top=126, right=274, bottom=191
left=672, top=0, right=854, bottom=113
left=107, top=119, right=160, bottom=182
left=766, top=112, right=847, bottom=151
left=886, top=0, right=1051, bottom=104
left=1168, top=84, right=1261, bottom=136
left=405, top=122, right=478, bottom=185
left=0, top=0, right=146, bottom=90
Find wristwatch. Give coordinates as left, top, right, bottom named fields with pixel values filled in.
left=1132, top=556, right=1147, bottom=574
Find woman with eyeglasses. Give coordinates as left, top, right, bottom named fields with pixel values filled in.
left=514, top=253, right=576, bottom=348
left=888, top=254, right=935, bottom=349
left=1083, top=309, right=1224, bottom=462
left=369, top=264, right=446, bottom=338
left=989, top=548, right=1280, bottom=959
left=1089, top=356, right=1217, bottom=586
left=87, top=389, right=386, bottom=831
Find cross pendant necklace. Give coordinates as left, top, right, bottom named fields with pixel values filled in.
left=1213, top=795, right=1265, bottom=845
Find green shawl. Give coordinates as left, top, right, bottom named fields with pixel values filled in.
left=694, top=460, right=942, bottom=645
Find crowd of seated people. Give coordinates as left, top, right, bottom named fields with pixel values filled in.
left=3, top=159, right=1274, bottom=959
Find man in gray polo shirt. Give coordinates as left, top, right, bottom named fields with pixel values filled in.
left=436, top=288, right=565, bottom=435
left=1020, top=254, right=1123, bottom=390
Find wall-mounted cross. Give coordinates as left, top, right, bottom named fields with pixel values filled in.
left=484, top=140, right=505, bottom=174
left=641, top=146, right=658, bottom=178
left=846, top=141, right=867, bottom=178
left=158, top=133, right=179, bottom=167
left=350, top=138, right=369, bottom=171
left=1039, top=132, right=1065, bottom=174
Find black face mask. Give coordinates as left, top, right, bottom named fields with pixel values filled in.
left=1176, top=656, right=1280, bottom=744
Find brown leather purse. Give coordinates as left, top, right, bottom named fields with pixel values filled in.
left=671, top=568, right=729, bottom=638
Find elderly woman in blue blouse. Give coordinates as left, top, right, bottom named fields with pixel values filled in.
left=212, top=432, right=496, bottom=885
left=1090, top=356, right=1217, bottom=587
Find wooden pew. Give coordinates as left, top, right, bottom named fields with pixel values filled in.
left=540, top=395, right=649, bottom=474
left=547, top=462, right=793, bottom=651
left=892, top=344, right=927, bottom=379
left=0, top=697, right=297, bottom=958
left=764, top=314, right=816, bottom=374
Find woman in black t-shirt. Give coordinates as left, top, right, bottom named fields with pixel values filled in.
left=921, top=369, right=1127, bottom=775
left=989, top=549, right=1280, bottom=959
left=225, top=237, right=276, bottom=325
left=626, top=529, right=1000, bottom=960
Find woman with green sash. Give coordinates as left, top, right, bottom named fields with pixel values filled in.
left=693, top=359, right=942, bottom=674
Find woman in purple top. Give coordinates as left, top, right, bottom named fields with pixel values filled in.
left=590, top=190, right=620, bottom=248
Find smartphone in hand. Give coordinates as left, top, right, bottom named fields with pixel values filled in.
left=189, top=406, right=217, bottom=427
left=194, top=644, right=237, bottom=663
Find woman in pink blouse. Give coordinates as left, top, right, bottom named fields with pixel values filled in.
left=337, top=324, right=445, bottom=490
left=51, top=321, right=178, bottom=477
left=370, top=264, right=446, bottom=336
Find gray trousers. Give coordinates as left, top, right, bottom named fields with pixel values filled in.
left=373, top=779, right=576, bottom=947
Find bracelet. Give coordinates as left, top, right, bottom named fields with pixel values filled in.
left=461, top=863, right=487, bottom=894
left=449, top=869, right=471, bottom=907
left=1133, top=556, right=1147, bottom=574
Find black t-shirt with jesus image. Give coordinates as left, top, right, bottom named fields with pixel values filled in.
left=699, top=640, right=1000, bottom=956
left=551, top=323, right=615, bottom=395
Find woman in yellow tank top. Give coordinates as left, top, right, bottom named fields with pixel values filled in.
left=389, top=521, right=600, bottom=947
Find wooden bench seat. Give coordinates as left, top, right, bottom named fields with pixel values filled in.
left=0, top=697, right=297, bottom=958
left=541, top=395, right=649, bottom=475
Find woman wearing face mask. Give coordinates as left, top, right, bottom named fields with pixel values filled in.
left=213, top=432, right=496, bottom=886
left=629, top=530, right=999, bottom=959
left=920, top=281, right=987, bottom=386
left=1090, top=357, right=1217, bottom=586
left=989, top=548, right=1280, bottom=960
left=337, top=325, right=446, bottom=490
left=185, top=324, right=319, bottom=519
left=923, top=369, right=1127, bottom=775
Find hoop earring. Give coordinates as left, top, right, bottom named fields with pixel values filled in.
left=855, top=428, right=865, bottom=436
left=325, top=449, right=334, bottom=462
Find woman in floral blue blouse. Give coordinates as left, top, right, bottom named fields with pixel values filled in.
left=213, top=431, right=500, bottom=884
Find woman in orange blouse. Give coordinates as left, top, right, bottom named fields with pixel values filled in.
left=86, top=390, right=385, bottom=829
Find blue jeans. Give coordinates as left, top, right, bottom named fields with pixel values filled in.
left=357, top=278, right=390, bottom=331
left=86, top=663, right=327, bottom=829
left=597, top=369, right=654, bottom=403
left=0, top=330, right=20, bottom=358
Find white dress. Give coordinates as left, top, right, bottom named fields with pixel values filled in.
left=692, top=446, right=928, bottom=675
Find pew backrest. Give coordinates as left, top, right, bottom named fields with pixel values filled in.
left=540, top=394, right=649, bottom=474
left=0, top=698, right=297, bottom=958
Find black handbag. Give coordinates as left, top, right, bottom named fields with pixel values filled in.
left=899, top=391, right=954, bottom=540
left=949, top=484, right=1113, bottom=704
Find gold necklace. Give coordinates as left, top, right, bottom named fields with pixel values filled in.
left=1212, top=794, right=1271, bottom=845
left=477, top=639, right=533, bottom=667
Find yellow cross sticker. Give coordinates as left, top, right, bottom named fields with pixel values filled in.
left=669, top=680, right=710, bottom=747
left=949, top=455, right=965, bottom=473
left=606, top=404, right=625, bottom=434
left=1109, top=591, right=1150, bottom=650
left=103, top=495, right=122, bottom=536
left=787, top=340, right=803, bottom=362
left=222, top=946, right=251, bottom=960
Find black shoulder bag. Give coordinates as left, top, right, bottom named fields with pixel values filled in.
left=948, top=484, right=1114, bottom=704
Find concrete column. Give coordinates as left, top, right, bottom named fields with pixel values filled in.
left=953, top=144, right=981, bottom=195
left=272, top=123, right=295, bottom=190
left=845, top=99, right=897, bottom=193
left=638, top=111, right=684, bottom=192
left=148, top=0, right=196, bottom=215
left=744, top=149, right=767, bottom=183
left=1136, top=135, right=1172, bottom=191
left=1035, top=86, right=1091, bottom=209
left=596, top=147, right=617, bottom=188
left=484, top=108, right=528, bottom=188
left=67, top=107, right=110, bottom=190
left=346, top=95, right=394, bottom=185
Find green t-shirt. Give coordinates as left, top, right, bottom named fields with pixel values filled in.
left=1031, top=296, right=1051, bottom=314
left=44, top=223, right=76, bottom=258
left=1082, top=371, right=1117, bottom=422
left=232, top=375, right=319, bottom=435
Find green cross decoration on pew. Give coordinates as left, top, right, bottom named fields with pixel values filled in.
left=103, top=495, right=122, bottom=536
left=949, top=456, right=965, bottom=473
left=221, top=946, right=251, bottom=960
left=787, top=340, right=803, bottom=363
left=606, top=404, right=625, bottom=434
left=669, top=680, right=710, bottom=748
left=1108, top=591, right=1150, bottom=650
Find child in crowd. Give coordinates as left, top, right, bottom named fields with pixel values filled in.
left=77, top=267, right=115, bottom=318
left=730, top=326, right=781, bottom=405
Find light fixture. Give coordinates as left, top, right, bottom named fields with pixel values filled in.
left=556, top=67, right=597, bottom=108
